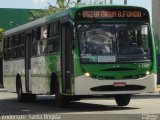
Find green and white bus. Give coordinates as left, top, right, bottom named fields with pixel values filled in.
left=3, top=5, right=157, bottom=107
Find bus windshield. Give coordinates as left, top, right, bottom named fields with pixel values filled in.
left=77, top=23, right=151, bottom=63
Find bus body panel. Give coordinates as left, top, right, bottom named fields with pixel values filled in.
left=3, top=59, right=25, bottom=92
left=30, top=55, right=61, bottom=94
left=31, top=56, right=49, bottom=94
left=74, top=73, right=157, bottom=95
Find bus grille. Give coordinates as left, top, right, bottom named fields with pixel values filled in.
left=91, top=85, right=145, bottom=91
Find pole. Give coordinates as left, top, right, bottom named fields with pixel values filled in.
left=110, top=0, right=112, bottom=4
left=124, top=0, right=127, bottom=4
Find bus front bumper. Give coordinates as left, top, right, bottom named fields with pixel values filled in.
left=74, top=73, right=157, bottom=95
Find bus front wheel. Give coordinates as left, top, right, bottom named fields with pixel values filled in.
left=55, top=81, right=70, bottom=107
left=115, top=94, right=131, bottom=106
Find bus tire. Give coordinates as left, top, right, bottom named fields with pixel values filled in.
left=16, top=75, right=25, bottom=102
left=115, top=94, right=131, bottom=106
left=16, top=75, right=36, bottom=102
left=55, top=80, right=69, bottom=107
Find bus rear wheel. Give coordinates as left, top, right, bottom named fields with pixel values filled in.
left=115, top=94, right=131, bottom=106
left=16, top=76, right=36, bottom=102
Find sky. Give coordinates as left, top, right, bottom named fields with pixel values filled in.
left=0, top=0, right=152, bottom=15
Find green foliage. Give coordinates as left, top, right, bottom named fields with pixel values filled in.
left=0, top=28, right=4, bottom=42
left=29, top=0, right=76, bottom=21
left=29, top=0, right=104, bottom=21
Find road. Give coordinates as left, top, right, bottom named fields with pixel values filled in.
left=0, top=89, right=160, bottom=120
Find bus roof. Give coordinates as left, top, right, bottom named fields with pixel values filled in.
left=5, top=5, right=149, bottom=36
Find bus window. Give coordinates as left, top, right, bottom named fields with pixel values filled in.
left=48, top=37, right=60, bottom=53
left=117, top=24, right=147, bottom=56
left=19, top=46, right=24, bottom=57
left=13, top=34, right=20, bottom=46
left=40, top=26, right=48, bottom=40
left=4, top=38, right=8, bottom=48
left=34, top=25, right=48, bottom=55
left=37, top=40, right=47, bottom=55
left=13, top=48, right=18, bottom=58
left=32, top=43, right=37, bottom=56
left=33, top=28, right=40, bottom=42
left=20, top=33, right=25, bottom=45
left=8, top=37, right=13, bottom=47
left=4, top=49, right=12, bottom=60
left=49, top=22, right=60, bottom=37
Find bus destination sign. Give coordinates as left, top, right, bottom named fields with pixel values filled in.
left=82, top=11, right=142, bottom=18
left=76, top=8, right=149, bottom=21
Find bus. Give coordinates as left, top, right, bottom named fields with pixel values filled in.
left=3, top=5, right=157, bottom=107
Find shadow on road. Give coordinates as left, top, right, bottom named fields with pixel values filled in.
left=0, top=95, right=140, bottom=115
left=132, top=94, right=160, bottom=99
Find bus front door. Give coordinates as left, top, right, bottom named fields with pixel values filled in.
left=25, top=32, right=32, bottom=92
left=61, top=22, right=73, bottom=94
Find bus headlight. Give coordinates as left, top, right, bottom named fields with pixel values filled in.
left=84, top=72, right=90, bottom=77
left=146, top=71, right=151, bottom=75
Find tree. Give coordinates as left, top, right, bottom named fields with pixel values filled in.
left=0, top=28, right=4, bottom=42
left=29, top=0, right=77, bottom=21
left=29, top=0, right=104, bottom=21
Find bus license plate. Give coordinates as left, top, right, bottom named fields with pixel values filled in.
left=113, top=82, right=126, bottom=87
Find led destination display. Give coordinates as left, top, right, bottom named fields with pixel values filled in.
left=76, top=7, right=149, bottom=21
left=82, top=11, right=142, bottom=18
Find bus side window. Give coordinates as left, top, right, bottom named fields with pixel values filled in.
left=48, top=22, right=60, bottom=54
left=20, top=33, right=25, bottom=45
left=14, top=34, right=20, bottom=46
left=48, top=38, right=60, bottom=53
left=38, top=40, right=47, bottom=55
left=6, top=36, right=13, bottom=59
left=32, top=28, right=40, bottom=56
left=37, top=25, right=48, bottom=55
left=8, top=37, right=13, bottom=48
left=4, top=38, right=8, bottom=48
left=5, top=49, right=12, bottom=60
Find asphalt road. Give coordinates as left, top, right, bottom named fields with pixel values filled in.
left=0, top=89, right=160, bottom=120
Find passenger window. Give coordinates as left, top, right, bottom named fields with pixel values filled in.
left=4, top=38, right=8, bottom=48
left=8, top=37, right=13, bottom=47
left=48, top=38, right=60, bottom=53
left=37, top=40, right=47, bottom=55
left=33, top=28, right=40, bottom=42
left=20, top=33, right=25, bottom=45
left=50, top=22, right=60, bottom=37
left=13, top=34, right=20, bottom=46
left=48, top=22, right=60, bottom=54
left=40, top=26, right=48, bottom=39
